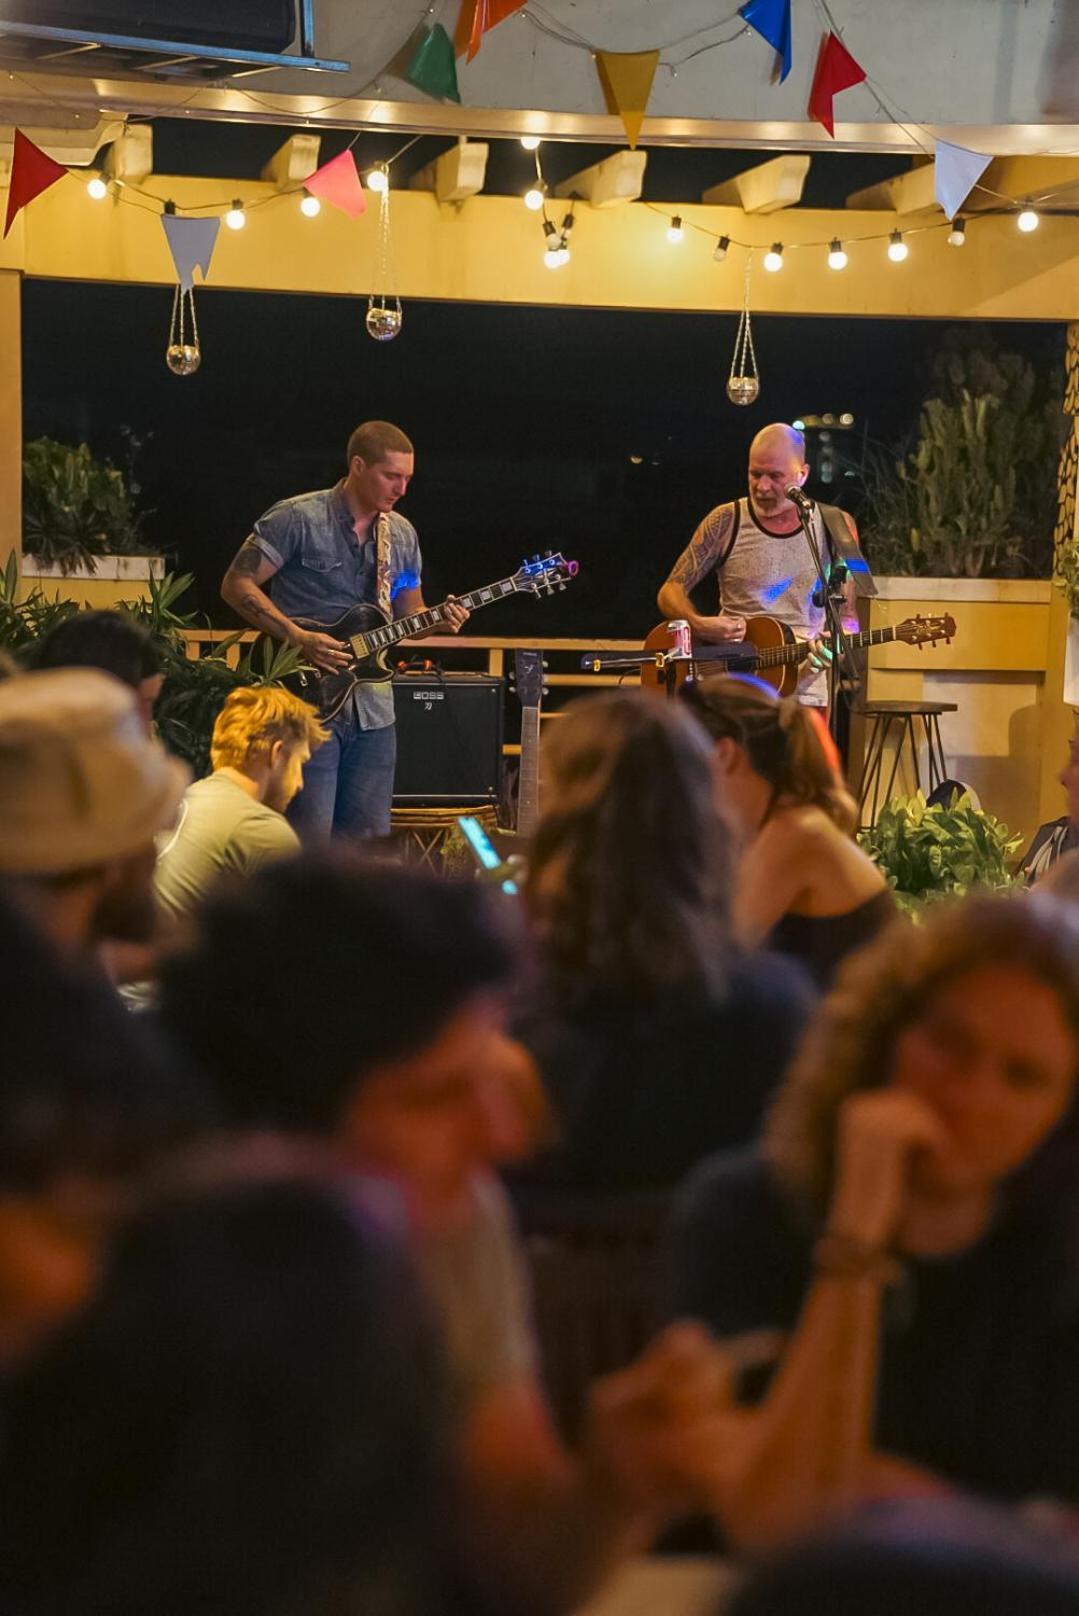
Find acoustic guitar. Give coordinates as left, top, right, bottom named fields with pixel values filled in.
left=284, top=552, right=578, bottom=721
left=639, top=612, right=956, bottom=698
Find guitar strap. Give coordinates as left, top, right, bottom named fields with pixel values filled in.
left=374, top=512, right=393, bottom=617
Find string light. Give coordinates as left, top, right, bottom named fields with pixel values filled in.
left=1017, top=205, right=1039, bottom=232
left=555, top=212, right=574, bottom=267
left=713, top=235, right=730, bottom=263
left=542, top=219, right=561, bottom=269
left=887, top=229, right=908, bottom=262
left=86, top=176, right=107, bottom=201
left=524, top=183, right=546, bottom=211
left=300, top=192, right=321, bottom=218
left=225, top=201, right=246, bottom=230
left=667, top=215, right=684, bottom=244
left=367, top=166, right=389, bottom=195
left=763, top=243, right=784, bottom=272
left=827, top=238, right=848, bottom=270
left=947, top=218, right=966, bottom=246
left=520, top=135, right=541, bottom=151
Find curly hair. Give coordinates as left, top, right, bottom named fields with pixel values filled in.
left=683, top=674, right=857, bottom=834
left=524, top=691, right=732, bottom=1005
left=766, top=894, right=1079, bottom=1219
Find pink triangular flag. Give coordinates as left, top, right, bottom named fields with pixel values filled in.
left=4, top=128, right=69, bottom=238
left=305, top=149, right=366, bottom=219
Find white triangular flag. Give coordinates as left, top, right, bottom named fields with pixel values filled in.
left=934, top=139, right=991, bottom=220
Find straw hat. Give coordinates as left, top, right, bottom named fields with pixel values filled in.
left=0, top=668, right=190, bottom=876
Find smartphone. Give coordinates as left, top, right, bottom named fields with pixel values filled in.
left=457, top=815, right=518, bottom=895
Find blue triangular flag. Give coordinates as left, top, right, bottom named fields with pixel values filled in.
left=740, top=0, right=792, bottom=82
left=161, top=213, right=220, bottom=294
left=934, top=139, right=991, bottom=220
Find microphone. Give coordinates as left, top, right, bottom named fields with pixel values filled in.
left=785, top=484, right=815, bottom=513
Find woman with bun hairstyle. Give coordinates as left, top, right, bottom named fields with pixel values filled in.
left=683, top=675, right=893, bottom=990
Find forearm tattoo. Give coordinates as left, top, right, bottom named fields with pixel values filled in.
left=666, top=505, right=734, bottom=590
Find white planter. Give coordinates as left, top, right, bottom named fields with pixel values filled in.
left=873, top=575, right=1052, bottom=605
left=20, top=554, right=164, bottom=582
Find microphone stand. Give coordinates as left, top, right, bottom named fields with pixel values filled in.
left=789, top=492, right=855, bottom=738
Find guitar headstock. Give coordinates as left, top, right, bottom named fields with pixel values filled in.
left=895, top=613, right=957, bottom=648
left=512, top=649, right=545, bottom=710
left=514, top=551, right=579, bottom=597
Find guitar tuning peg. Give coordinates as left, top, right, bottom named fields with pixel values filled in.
left=544, top=548, right=552, bottom=557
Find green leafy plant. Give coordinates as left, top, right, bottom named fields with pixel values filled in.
left=857, top=791, right=1022, bottom=915
left=22, top=436, right=158, bottom=574
left=0, top=549, right=78, bottom=658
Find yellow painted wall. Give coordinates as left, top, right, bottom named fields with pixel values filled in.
left=0, top=271, right=20, bottom=561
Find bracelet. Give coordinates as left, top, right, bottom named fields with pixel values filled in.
left=813, top=1230, right=905, bottom=1286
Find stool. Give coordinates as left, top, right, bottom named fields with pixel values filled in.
left=856, top=700, right=958, bottom=826
left=389, top=803, right=500, bottom=874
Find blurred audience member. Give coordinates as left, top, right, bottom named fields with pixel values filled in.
left=30, top=608, right=164, bottom=731
left=672, top=897, right=1079, bottom=1544
left=684, top=675, right=892, bottom=990
left=519, top=692, right=813, bottom=1191
left=0, top=669, right=187, bottom=961
left=0, top=1178, right=446, bottom=1616
left=1022, top=715, right=1079, bottom=883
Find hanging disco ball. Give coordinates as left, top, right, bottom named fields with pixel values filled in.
left=365, top=303, right=403, bottom=342
left=726, top=375, right=759, bottom=407
left=165, top=343, right=201, bottom=376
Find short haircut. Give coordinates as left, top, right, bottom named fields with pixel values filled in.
left=346, top=420, right=414, bottom=468
left=159, top=852, right=520, bottom=1133
left=31, top=610, right=162, bottom=687
left=209, top=686, right=329, bottom=773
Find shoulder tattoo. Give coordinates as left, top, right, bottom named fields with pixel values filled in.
left=668, top=505, right=734, bottom=589
left=227, top=536, right=265, bottom=579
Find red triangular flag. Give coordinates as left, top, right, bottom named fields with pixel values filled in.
left=4, top=129, right=69, bottom=238
left=305, top=149, right=366, bottom=219
left=808, top=31, right=866, bottom=137
left=455, top=0, right=527, bottom=62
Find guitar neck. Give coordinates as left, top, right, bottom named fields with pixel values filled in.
left=753, top=623, right=898, bottom=670
left=355, top=574, right=522, bottom=655
left=517, top=706, right=541, bottom=839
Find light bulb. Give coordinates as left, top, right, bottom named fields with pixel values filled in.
left=887, top=230, right=908, bottom=262
left=947, top=218, right=965, bottom=246
left=1017, top=206, right=1039, bottom=233
left=87, top=176, right=108, bottom=201
left=666, top=215, right=685, bottom=244
left=300, top=192, right=321, bottom=217
left=544, top=245, right=561, bottom=269
left=520, top=135, right=541, bottom=151
left=225, top=202, right=246, bottom=230
left=763, top=243, right=784, bottom=272
left=827, top=238, right=848, bottom=270
left=555, top=243, right=570, bottom=267
left=524, top=185, right=545, bottom=211
left=713, top=234, right=730, bottom=263
left=367, top=166, right=389, bottom=194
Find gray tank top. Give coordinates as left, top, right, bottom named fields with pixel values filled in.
left=718, top=497, right=830, bottom=707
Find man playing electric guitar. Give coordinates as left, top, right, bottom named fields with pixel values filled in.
left=221, top=420, right=468, bottom=841
left=658, top=422, right=864, bottom=708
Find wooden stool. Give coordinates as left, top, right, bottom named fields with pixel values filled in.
left=388, top=803, right=500, bottom=874
left=856, top=699, right=958, bottom=826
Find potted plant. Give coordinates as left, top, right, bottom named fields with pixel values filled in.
left=857, top=790, right=1022, bottom=916
left=20, top=431, right=164, bottom=608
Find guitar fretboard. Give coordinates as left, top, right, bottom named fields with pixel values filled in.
left=351, top=575, right=522, bottom=656
left=753, top=624, right=897, bottom=669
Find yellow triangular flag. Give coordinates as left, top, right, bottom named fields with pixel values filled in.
left=595, top=48, right=659, bottom=149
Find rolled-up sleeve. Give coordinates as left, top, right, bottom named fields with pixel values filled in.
left=251, top=501, right=299, bottom=572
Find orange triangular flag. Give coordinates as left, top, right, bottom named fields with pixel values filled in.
left=595, top=49, right=660, bottom=149
left=4, top=129, right=69, bottom=238
left=455, top=0, right=526, bottom=62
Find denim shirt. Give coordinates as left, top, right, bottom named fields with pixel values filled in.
left=251, top=483, right=422, bottom=731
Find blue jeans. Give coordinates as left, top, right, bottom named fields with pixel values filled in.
left=288, top=713, right=397, bottom=841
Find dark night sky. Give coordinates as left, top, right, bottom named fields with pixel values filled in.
left=19, top=122, right=1067, bottom=638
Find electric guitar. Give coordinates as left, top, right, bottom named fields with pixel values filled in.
left=640, top=612, right=956, bottom=698
left=512, top=648, right=544, bottom=839
left=287, top=553, right=578, bottom=721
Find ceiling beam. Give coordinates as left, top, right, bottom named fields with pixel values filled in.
left=409, top=139, right=489, bottom=203
left=260, top=133, right=321, bottom=186
left=554, top=151, right=646, bottom=208
left=701, top=154, right=810, bottom=213
left=846, top=161, right=936, bottom=213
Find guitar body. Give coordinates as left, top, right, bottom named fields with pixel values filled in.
left=640, top=616, right=798, bottom=697
left=291, top=604, right=393, bottom=722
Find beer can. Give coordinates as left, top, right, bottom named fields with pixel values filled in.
left=668, top=619, right=693, bottom=659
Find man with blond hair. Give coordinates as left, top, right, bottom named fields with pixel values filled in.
left=153, top=685, right=327, bottom=923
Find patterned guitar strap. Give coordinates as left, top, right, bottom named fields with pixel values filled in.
left=374, top=512, right=393, bottom=618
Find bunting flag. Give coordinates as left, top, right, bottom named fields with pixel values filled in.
left=455, top=0, right=527, bottom=63
left=739, top=0, right=792, bottom=83
left=595, top=49, right=660, bottom=150
left=934, top=138, right=992, bottom=220
left=3, top=128, right=69, bottom=238
left=305, top=149, right=366, bottom=219
left=405, top=24, right=461, bottom=102
left=808, top=30, right=866, bottom=136
left=161, top=214, right=220, bottom=293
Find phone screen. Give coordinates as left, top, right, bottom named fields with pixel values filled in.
left=457, top=816, right=518, bottom=895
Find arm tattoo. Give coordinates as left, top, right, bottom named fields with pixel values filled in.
left=226, top=536, right=266, bottom=579
left=667, top=505, right=734, bottom=590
